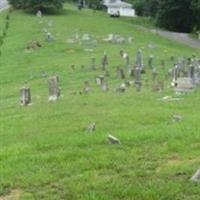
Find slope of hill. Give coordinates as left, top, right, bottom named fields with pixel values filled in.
left=0, top=4, right=200, bottom=200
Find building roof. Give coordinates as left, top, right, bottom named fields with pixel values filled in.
left=104, top=1, right=133, bottom=8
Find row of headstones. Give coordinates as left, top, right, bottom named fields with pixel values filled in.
left=170, top=56, right=200, bottom=92
left=20, top=76, right=60, bottom=106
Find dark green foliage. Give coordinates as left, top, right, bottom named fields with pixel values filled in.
left=8, top=0, right=67, bottom=12
left=156, top=0, right=197, bottom=32
left=87, top=0, right=103, bottom=10
left=131, top=0, right=200, bottom=32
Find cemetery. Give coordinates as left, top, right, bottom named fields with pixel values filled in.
left=0, top=2, right=200, bottom=200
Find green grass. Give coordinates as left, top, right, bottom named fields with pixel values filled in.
left=0, top=4, right=200, bottom=200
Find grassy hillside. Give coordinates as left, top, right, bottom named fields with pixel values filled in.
left=0, top=4, right=200, bottom=200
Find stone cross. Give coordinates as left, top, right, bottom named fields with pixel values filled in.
left=20, top=87, right=31, bottom=106
left=48, top=76, right=60, bottom=102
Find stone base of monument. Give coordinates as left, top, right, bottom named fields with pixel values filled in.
left=174, top=78, right=195, bottom=93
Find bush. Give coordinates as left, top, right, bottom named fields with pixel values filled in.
left=8, top=0, right=67, bottom=12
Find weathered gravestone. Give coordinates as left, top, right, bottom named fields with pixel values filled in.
left=96, top=75, right=104, bottom=86
left=48, top=76, right=60, bottom=102
left=134, top=67, right=142, bottom=92
left=123, top=52, right=130, bottom=68
left=20, top=87, right=31, bottom=106
left=116, top=67, right=125, bottom=79
left=101, top=52, right=108, bottom=71
left=152, top=68, right=158, bottom=81
left=36, top=10, right=42, bottom=17
left=108, top=134, right=121, bottom=145
left=91, top=57, right=96, bottom=70
left=86, top=123, right=96, bottom=133
left=136, top=49, right=143, bottom=69
left=84, top=81, right=91, bottom=94
left=174, top=77, right=195, bottom=93
left=116, top=83, right=126, bottom=93
left=46, top=32, right=54, bottom=42
left=101, top=81, right=109, bottom=92
left=191, top=168, right=200, bottom=182
left=148, top=55, right=154, bottom=69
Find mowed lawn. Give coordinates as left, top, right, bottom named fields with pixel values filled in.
left=0, top=4, right=200, bottom=200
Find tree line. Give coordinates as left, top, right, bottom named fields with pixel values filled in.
left=129, top=0, right=200, bottom=33
left=8, top=0, right=200, bottom=33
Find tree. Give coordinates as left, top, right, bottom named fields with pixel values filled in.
left=156, top=0, right=195, bottom=32
left=8, top=0, right=67, bottom=12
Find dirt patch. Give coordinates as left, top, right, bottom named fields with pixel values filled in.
left=0, top=189, right=22, bottom=200
left=156, top=156, right=181, bottom=173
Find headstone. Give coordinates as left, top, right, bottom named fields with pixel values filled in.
left=136, top=49, right=143, bottom=69
left=128, top=68, right=135, bottom=78
left=115, top=83, right=126, bottom=93
left=171, top=64, right=179, bottom=86
left=123, top=52, right=130, bottom=68
left=103, top=34, right=114, bottom=43
left=127, top=37, right=133, bottom=43
left=46, top=32, right=54, bottom=42
left=172, top=115, right=182, bottom=122
left=175, top=77, right=195, bottom=93
left=161, top=59, right=165, bottom=70
left=36, top=10, right=42, bottom=17
left=82, top=33, right=90, bottom=41
left=84, top=81, right=90, bottom=93
left=101, top=81, right=109, bottom=92
left=101, top=52, right=108, bottom=71
left=108, top=134, right=121, bottom=145
left=20, top=87, right=31, bottom=106
left=87, top=123, right=96, bottom=133
left=116, top=67, right=125, bottom=79
left=191, top=168, right=200, bottom=182
left=48, top=76, right=60, bottom=102
left=148, top=55, right=154, bottom=69
left=152, top=68, right=158, bottom=81
left=96, top=75, right=104, bottom=86
left=119, top=50, right=124, bottom=58
left=91, top=56, right=96, bottom=70
left=134, top=67, right=142, bottom=92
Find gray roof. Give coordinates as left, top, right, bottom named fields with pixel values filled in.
left=106, top=1, right=132, bottom=8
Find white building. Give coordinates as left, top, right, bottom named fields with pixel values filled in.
left=103, top=0, right=135, bottom=17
